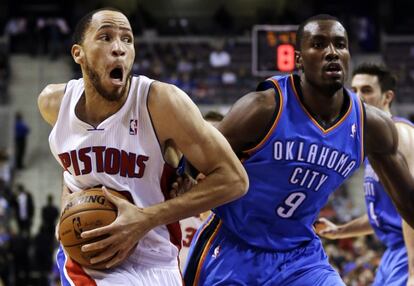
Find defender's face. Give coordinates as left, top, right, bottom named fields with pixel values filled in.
left=297, top=20, right=350, bottom=93
left=351, top=74, right=385, bottom=109
left=76, top=10, right=135, bottom=101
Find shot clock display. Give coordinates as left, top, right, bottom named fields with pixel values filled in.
left=252, top=25, right=298, bottom=77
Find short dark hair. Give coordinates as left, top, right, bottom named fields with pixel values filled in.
left=352, top=63, right=397, bottom=92
left=203, top=111, right=224, bottom=122
left=296, top=14, right=342, bottom=51
left=72, top=7, right=124, bottom=45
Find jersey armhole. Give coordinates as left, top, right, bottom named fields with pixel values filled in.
left=242, top=80, right=282, bottom=154
left=361, top=99, right=367, bottom=161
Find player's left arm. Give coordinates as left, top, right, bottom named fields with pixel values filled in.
left=394, top=121, right=414, bottom=284
left=403, top=220, right=414, bottom=285
left=365, top=105, right=414, bottom=228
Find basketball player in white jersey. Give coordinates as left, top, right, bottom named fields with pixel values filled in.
left=37, top=8, right=248, bottom=286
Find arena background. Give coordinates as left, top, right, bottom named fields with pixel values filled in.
left=0, top=0, right=413, bottom=285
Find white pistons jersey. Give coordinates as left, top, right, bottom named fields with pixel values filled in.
left=49, top=76, right=181, bottom=269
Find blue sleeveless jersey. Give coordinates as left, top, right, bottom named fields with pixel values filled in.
left=215, top=74, right=365, bottom=251
left=364, top=116, right=414, bottom=248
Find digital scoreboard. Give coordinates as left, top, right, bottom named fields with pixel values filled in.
left=252, top=25, right=298, bottom=77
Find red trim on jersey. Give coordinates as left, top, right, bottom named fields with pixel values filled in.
left=160, top=163, right=182, bottom=250
left=65, top=256, right=97, bottom=286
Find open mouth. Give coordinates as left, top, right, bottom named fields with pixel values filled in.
left=109, top=67, right=123, bottom=84
left=324, top=63, right=342, bottom=78
left=324, top=63, right=342, bottom=73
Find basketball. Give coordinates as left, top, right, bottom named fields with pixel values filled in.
left=59, top=187, right=126, bottom=269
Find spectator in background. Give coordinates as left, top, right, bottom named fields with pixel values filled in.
left=10, top=228, right=31, bottom=286
left=213, top=4, right=234, bottom=34
left=41, top=194, right=59, bottom=238
left=14, top=112, right=30, bottom=170
left=209, top=42, right=231, bottom=68
left=0, top=225, right=11, bottom=286
left=14, top=184, right=34, bottom=237
left=0, top=182, right=10, bottom=231
left=0, top=150, right=11, bottom=186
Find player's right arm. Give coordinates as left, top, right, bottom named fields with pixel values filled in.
left=394, top=121, right=414, bottom=285
left=37, top=83, right=66, bottom=126
left=315, top=215, right=373, bottom=240
left=37, top=83, right=69, bottom=240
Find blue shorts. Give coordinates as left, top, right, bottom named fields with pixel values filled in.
left=373, top=244, right=408, bottom=286
left=184, top=215, right=344, bottom=286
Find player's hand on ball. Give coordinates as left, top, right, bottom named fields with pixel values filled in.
left=80, top=186, right=153, bottom=269
left=314, top=217, right=341, bottom=239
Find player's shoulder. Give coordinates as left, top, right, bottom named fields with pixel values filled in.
left=148, top=80, right=193, bottom=113
left=233, top=89, right=278, bottom=119
left=38, top=83, right=67, bottom=126
left=150, top=80, right=184, bottom=98
left=394, top=118, right=414, bottom=131
left=394, top=118, right=414, bottom=148
left=365, top=104, right=398, bottom=154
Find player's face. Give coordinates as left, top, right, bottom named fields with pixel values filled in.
left=77, top=11, right=135, bottom=101
left=297, top=20, right=350, bottom=94
left=351, top=74, right=385, bottom=109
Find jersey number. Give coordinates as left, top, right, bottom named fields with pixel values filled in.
left=276, top=192, right=306, bottom=218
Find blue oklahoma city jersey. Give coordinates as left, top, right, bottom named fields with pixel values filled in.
left=364, top=116, right=414, bottom=248
left=215, top=74, right=365, bottom=250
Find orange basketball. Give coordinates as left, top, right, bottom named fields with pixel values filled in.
left=59, top=187, right=126, bottom=269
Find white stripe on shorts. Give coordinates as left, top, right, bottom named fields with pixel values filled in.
left=86, top=264, right=182, bottom=286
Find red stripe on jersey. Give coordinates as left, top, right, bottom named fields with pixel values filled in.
left=65, top=256, right=97, bottom=286
left=160, top=163, right=182, bottom=250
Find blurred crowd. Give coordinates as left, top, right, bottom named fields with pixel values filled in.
left=0, top=178, right=60, bottom=286
left=318, top=187, right=385, bottom=286
left=0, top=44, right=10, bottom=104
left=1, top=1, right=414, bottom=103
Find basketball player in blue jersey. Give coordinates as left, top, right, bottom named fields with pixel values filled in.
left=317, top=63, right=414, bottom=286
left=184, top=14, right=414, bottom=286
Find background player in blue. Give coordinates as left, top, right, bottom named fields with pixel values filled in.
left=316, top=63, right=414, bottom=286
left=184, top=14, right=414, bottom=286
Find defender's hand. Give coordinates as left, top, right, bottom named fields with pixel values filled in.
left=314, top=217, right=341, bottom=240
left=170, top=173, right=197, bottom=198
left=407, top=276, right=414, bottom=286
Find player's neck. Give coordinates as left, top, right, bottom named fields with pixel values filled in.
left=383, top=106, right=392, bottom=115
left=298, top=77, right=346, bottom=127
left=77, top=80, right=130, bottom=128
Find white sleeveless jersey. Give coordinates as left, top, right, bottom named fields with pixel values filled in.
left=49, top=75, right=180, bottom=268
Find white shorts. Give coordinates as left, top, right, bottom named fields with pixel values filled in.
left=57, top=246, right=182, bottom=286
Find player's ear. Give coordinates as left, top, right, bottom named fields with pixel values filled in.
left=383, top=90, right=395, bottom=106
left=295, top=50, right=303, bottom=71
left=72, top=44, right=84, bottom=65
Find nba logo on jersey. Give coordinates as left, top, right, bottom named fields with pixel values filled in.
left=351, top=123, right=356, bottom=138
left=129, top=119, right=138, bottom=135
